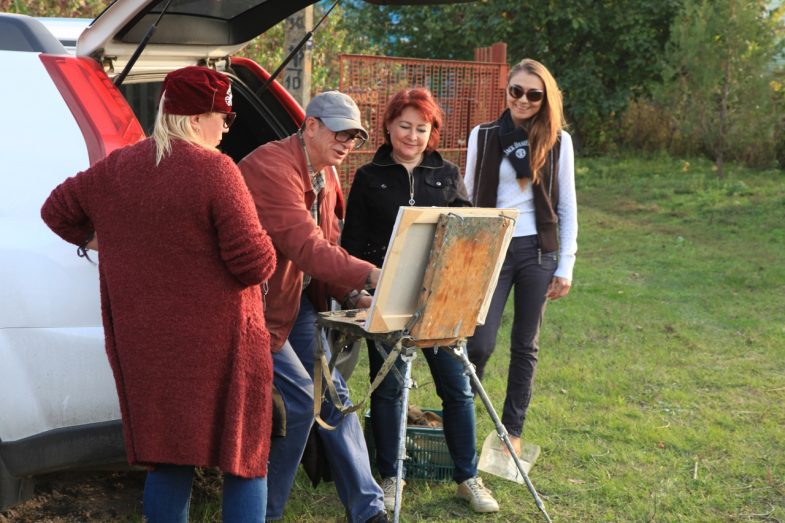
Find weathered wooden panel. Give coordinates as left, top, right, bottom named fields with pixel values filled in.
left=408, top=213, right=507, bottom=341
left=365, top=206, right=516, bottom=338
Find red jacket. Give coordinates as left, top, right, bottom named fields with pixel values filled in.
left=41, top=138, right=277, bottom=478
left=239, top=135, right=374, bottom=351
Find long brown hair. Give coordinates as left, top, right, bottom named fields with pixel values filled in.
left=508, top=59, right=565, bottom=184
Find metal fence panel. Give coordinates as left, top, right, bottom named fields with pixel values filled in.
left=338, top=54, right=507, bottom=192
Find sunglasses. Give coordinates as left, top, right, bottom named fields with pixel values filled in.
left=316, top=118, right=366, bottom=149
left=222, top=112, right=237, bottom=129
left=507, top=85, right=545, bottom=103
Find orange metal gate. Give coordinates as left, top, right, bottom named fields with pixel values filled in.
left=338, top=53, right=508, bottom=192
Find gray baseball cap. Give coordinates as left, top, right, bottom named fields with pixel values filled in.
left=305, top=91, right=369, bottom=141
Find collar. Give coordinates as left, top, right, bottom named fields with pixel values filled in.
left=297, top=129, right=320, bottom=177
left=370, top=143, right=444, bottom=170
left=496, top=108, right=534, bottom=131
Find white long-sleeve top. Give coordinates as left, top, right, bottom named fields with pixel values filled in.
left=464, top=126, right=578, bottom=281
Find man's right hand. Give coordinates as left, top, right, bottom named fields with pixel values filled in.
left=85, top=234, right=98, bottom=251
left=356, top=293, right=373, bottom=309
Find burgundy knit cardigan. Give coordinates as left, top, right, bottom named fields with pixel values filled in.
left=41, top=138, right=277, bottom=478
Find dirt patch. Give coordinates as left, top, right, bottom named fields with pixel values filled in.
left=0, top=470, right=144, bottom=522
left=0, top=469, right=228, bottom=522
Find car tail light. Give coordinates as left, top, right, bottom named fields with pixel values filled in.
left=40, top=54, right=145, bottom=165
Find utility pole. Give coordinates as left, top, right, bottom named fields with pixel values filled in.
left=283, top=6, right=313, bottom=107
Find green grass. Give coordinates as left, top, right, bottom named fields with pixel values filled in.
left=197, top=154, right=785, bottom=522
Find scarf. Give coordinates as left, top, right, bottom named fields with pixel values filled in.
left=497, top=109, right=532, bottom=180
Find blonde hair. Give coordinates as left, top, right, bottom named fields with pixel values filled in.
left=508, top=59, right=566, bottom=184
left=152, top=93, right=216, bottom=165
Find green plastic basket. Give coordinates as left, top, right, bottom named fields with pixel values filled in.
left=364, top=409, right=454, bottom=482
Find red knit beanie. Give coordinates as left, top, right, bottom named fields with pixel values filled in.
left=160, top=66, right=232, bottom=115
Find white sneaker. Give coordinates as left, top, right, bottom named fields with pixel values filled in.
left=381, top=477, right=406, bottom=511
left=456, top=476, right=500, bottom=513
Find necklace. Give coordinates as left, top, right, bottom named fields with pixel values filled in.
left=407, top=169, right=415, bottom=206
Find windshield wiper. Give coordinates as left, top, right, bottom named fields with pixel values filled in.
left=114, top=0, right=174, bottom=87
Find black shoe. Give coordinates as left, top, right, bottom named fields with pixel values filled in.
left=364, top=510, right=391, bottom=523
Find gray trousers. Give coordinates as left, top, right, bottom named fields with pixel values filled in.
left=466, top=235, right=557, bottom=437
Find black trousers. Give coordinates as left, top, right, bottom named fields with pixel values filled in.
left=466, top=235, right=557, bottom=437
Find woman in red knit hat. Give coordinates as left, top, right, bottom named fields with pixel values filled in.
left=41, top=66, right=276, bottom=522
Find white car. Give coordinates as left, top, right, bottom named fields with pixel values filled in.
left=0, top=0, right=397, bottom=509
left=36, top=17, right=91, bottom=54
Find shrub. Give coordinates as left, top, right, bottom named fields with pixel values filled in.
left=618, top=98, right=671, bottom=153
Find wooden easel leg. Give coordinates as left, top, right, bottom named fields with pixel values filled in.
left=393, top=348, right=416, bottom=523
left=448, top=342, right=553, bottom=523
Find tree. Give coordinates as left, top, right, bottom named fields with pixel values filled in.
left=237, top=3, right=380, bottom=92
left=1, top=0, right=371, bottom=95
left=6, top=0, right=695, bottom=154
left=338, top=0, right=682, bottom=153
left=0, top=0, right=103, bottom=17
left=659, top=0, right=784, bottom=175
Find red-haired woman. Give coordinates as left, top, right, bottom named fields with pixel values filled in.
left=464, top=59, right=578, bottom=458
left=342, top=88, right=500, bottom=514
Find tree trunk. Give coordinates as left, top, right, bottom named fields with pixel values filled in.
left=716, top=59, right=730, bottom=180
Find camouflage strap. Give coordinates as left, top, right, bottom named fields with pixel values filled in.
left=313, top=325, right=411, bottom=431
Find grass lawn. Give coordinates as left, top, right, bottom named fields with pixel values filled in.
left=197, top=154, right=785, bottom=522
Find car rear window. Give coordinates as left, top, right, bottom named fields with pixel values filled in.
left=116, top=75, right=297, bottom=165
left=118, top=81, right=161, bottom=135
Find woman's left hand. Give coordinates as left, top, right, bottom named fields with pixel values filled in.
left=546, top=276, right=571, bottom=300
left=85, top=233, right=98, bottom=251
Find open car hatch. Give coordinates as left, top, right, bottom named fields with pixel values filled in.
left=77, top=0, right=474, bottom=75
left=77, top=0, right=320, bottom=74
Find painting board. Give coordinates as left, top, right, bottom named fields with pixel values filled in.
left=407, top=212, right=508, bottom=341
left=364, top=206, right=517, bottom=336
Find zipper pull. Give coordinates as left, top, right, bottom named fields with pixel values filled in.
left=538, top=248, right=542, bottom=265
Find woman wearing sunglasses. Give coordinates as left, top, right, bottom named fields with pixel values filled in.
left=464, top=58, right=578, bottom=458
left=41, top=66, right=276, bottom=522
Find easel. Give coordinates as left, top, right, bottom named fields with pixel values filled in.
left=313, top=208, right=552, bottom=523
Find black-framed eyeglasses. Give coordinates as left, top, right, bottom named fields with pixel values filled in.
left=222, top=112, right=237, bottom=129
left=508, top=85, right=545, bottom=103
left=315, top=118, right=366, bottom=149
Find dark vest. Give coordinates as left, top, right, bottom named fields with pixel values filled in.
left=472, top=122, right=561, bottom=253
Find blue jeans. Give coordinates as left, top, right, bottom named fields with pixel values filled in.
left=466, top=235, right=557, bottom=438
left=368, top=341, right=477, bottom=483
left=143, top=464, right=266, bottom=523
left=266, top=295, right=385, bottom=523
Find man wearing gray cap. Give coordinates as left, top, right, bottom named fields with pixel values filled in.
left=239, top=91, right=388, bottom=523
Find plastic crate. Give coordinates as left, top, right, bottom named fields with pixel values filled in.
left=364, top=409, right=454, bottom=482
